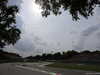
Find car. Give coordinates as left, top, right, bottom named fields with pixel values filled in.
left=22, top=63, right=27, bottom=66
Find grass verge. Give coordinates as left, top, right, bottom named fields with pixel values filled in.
left=45, top=63, right=100, bottom=72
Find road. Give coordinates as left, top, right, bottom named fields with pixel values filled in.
left=0, top=62, right=100, bottom=75
left=0, top=63, right=49, bottom=75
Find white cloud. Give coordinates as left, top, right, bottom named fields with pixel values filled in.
left=72, top=6, right=100, bottom=51
left=4, top=0, right=100, bottom=57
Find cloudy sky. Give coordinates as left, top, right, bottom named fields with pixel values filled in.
left=4, top=0, right=100, bottom=57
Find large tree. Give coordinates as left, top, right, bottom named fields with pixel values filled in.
left=35, top=0, right=100, bottom=21
left=0, top=0, right=21, bottom=48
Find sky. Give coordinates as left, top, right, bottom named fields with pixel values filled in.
left=4, top=0, right=100, bottom=57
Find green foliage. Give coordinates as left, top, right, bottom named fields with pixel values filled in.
left=30, top=50, right=100, bottom=62
left=62, top=51, right=66, bottom=60
left=35, top=0, right=100, bottom=21
left=81, top=50, right=90, bottom=54
left=34, top=55, right=41, bottom=60
left=53, top=52, right=61, bottom=60
left=0, top=49, right=9, bottom=60
left=66, top=50, right=79, bottom=59
left=41, top=53, right=46, bottom=60
left=25, top=56, right=34, bottom=59
left=0, top=49, right=21, bottom=60
left=46, top=54, right=52, bottom=60
left=0, top=0, right=21, bottom=48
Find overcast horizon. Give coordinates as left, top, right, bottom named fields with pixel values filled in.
left=3, top=0, right=100, bottom=57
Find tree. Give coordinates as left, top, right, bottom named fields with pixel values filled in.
left=35, top=0, right=100, bottom=21
left=66, top=50, right=79, bottom=59
left=62, top=51, right=66, bottom=60
left=54, top=52, right=61, bottom=60
left=81, top=50, right=90, bottom=54
left=41, top=53, right=46, bottom=60
left=34, top=55, right=41, bottom=60
left=0, top=0, right=21, bottom=48
left=0, top=49, right=21, bottom=60
left=0, top=49, right=9, bottom=60
left=25, top=56, right=34, bottom=59
left=46, top=53, right=52, bottom=60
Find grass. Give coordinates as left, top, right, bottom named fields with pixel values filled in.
left=27, top=62, right=38, bottom=65
left=45, top=63, right=100, bottom=72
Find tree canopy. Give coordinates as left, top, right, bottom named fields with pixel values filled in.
left=0, top=0, right=21, bottom=48
left=35, top=0, right=100, bottom=21
left=0, top=49, right=21, bottom=60
left=26, top=50, right=100, bottom=62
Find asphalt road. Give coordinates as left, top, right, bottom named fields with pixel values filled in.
left=0, top=63, right=49, bottom=75
left=0, top=62, right=100, bottom=75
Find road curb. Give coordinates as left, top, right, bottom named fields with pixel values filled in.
left=16, top=65, right=62, bottom=75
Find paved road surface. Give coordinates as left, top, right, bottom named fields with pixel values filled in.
left=27, top=62, right=100, bottom=75
left=0, top=63, right=49, bottom=75
left=0, top=62, right=100, bottom=75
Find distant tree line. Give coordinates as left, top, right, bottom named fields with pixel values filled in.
left=0, top=49, right=22, bottom=60
left=25, top=50, right=100, bottom=61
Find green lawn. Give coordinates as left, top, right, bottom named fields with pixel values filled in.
left=45, top=63, right=100, bottom=72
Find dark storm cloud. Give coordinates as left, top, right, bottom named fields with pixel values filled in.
left=81, top=24, right=100, bottom=36
left=73, top=24, right=100, bottom=50
left=14, top=40, right=35, bottom=51
left=34, top=36, right=47, bottom=46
